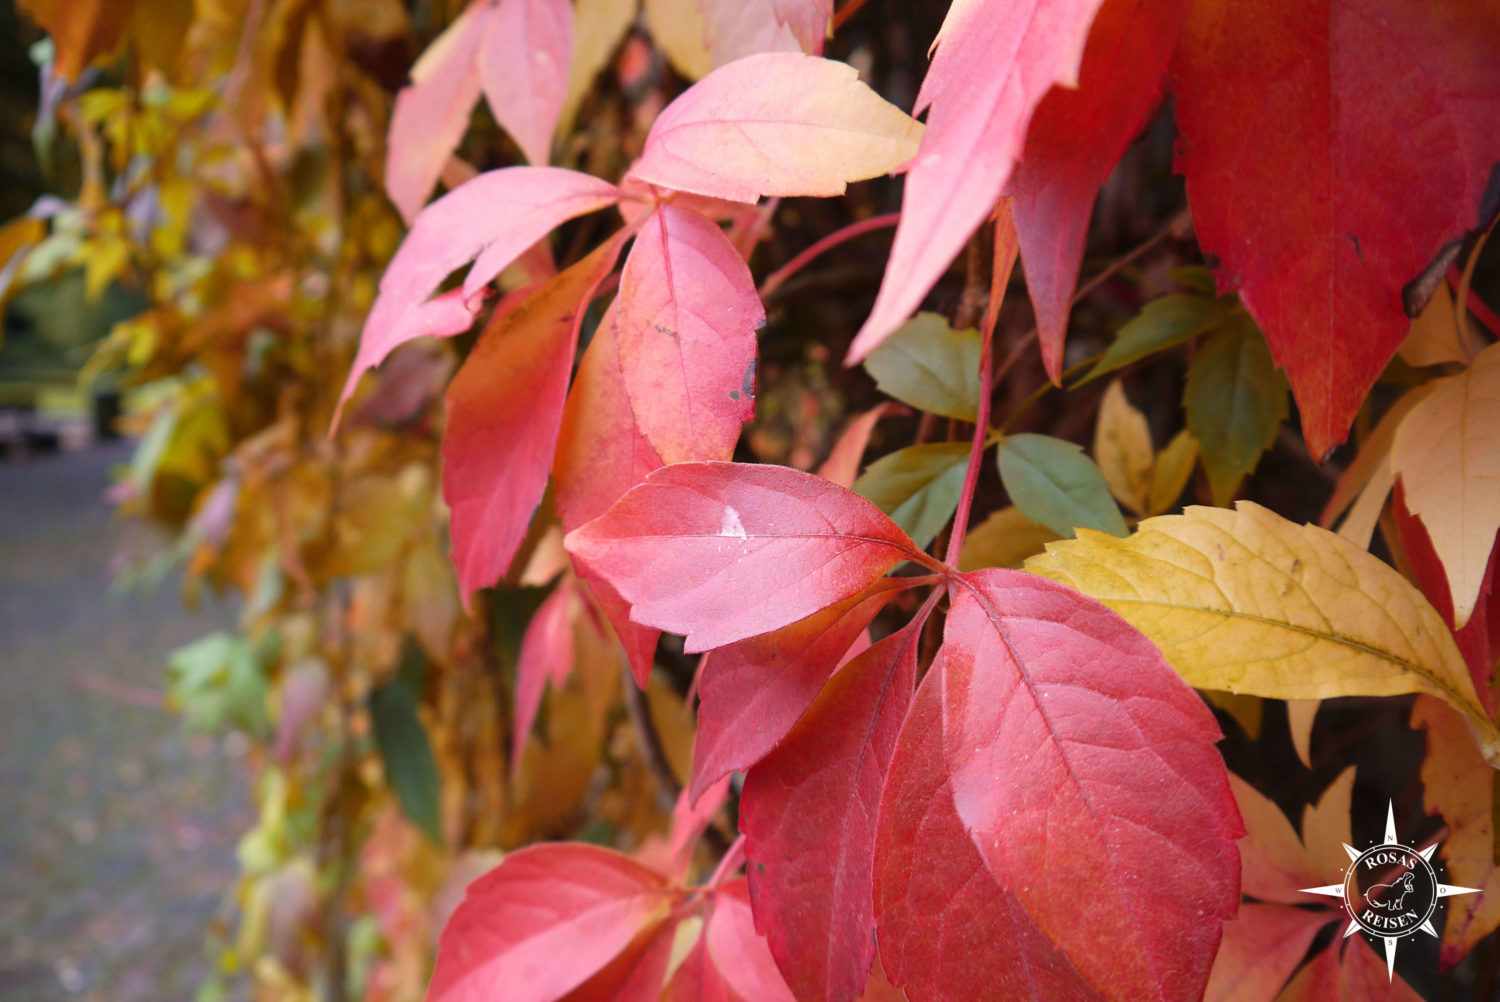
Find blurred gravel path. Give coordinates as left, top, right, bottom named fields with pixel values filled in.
left=0, top=443, right=247, bottom=1001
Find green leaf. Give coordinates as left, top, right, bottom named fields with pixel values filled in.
left=1184, top=312, right=1289, bottom=505
left=1169, top=265, right=1219, bottom=296
left=166, top=631, right=270, bottom=737
left=997, top=433, right=1128, bottom=539
left=370, top=645, right=443, bottom=844
left=853, top=441, right=971, bottom=549
left=1082, top=293, right=1240, bottom=384
left=862, top=312, right=982, bottom=420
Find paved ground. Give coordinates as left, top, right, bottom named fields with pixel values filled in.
left=0, top=442, right=248, bottom=1000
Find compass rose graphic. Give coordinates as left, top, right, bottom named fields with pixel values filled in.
left=1301, top=800, right=1480, bottom=980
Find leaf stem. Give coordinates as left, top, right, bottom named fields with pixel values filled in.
left=944, top=311, right=994, bottom=569
left=622, top=660, right=682, bottom=810
left=832, top=0, right=871, bottom=31
left=706, top=833, right=746, bottom=889
left=759, top=212, right=900, bottom=299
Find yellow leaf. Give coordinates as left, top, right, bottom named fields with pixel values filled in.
left=1201, top=690, right=1261, bottom=740
left=1025, top=501, right=1500, bottom=762
left=1400, top=283, right=1467, bottom=367
left=1146, top=429, right=1198, bottom=516
left=956, top=506, right=1059, bottom=573
left=1413, top=695, right=1500, bottom=967
left=560, top=0, right=640, bottom=134
left=1300, top=765, right=1355, bottom=888
left=1286, top=698, right=1318, bottom=769
left=1322, top=383, right=1433, bottom=548
left=643, top=0, right=713, bottom=80
left=1094, top=380, right=1153, bottom=515
left=1391, top=341, right=1500, bottom=628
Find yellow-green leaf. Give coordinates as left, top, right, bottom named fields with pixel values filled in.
left=998, top=433, right=1128, bottom=539
left=862, top=312, right=982, bottom=421
left=1082, top=291, right=1239, bottom=384
left=1025, top=502, right=1500, bottom=763
left=1183, top=314, right=1288, bottom=505
left=853, top=441, right=969, bottom=550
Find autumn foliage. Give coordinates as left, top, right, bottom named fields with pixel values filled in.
left=9, top=0, right=1500, bottom=999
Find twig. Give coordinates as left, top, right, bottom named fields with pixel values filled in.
left=832, top=0, right=871, bottom=31
left=71, top=672, right=164, bottom=710
left=622, top=662, right=682, bottom=811
left=760, top=213, right=900, bottom=299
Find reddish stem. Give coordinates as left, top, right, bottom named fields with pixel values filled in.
left=759, top=212, right=900, bottom=298
left=706, top=834, right=746, bottom=889
left=943, top=323, right=994, bottom=569
left=832, top=0, right=871, bottom=31
left=1450, top=269, right=1500, bottom=339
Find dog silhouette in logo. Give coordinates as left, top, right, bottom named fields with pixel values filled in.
left=1364, top=872, right=1417, bottom=911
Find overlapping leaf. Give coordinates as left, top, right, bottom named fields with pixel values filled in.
left=627, top=53, right=923, bottom=204
left=337, top=166, right=620, bottom=423
left=1007, top=0, right=1189, bottom=379
left=1172, top=0, right=1500, bottom=457
left=1026, top=502, right=1500, bottom=761
left=741, top=620, right=922, bottom=1002
left=385, top=0, right=573, bottom=221
left=851, top=0, right=1106, bottom=361
left=618, top=205, right=764, bottom=464
left=442, top=236, right=624, bottom=602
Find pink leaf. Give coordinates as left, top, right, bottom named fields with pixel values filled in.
left=1008, top=0, right=1189, bottom=381
left=935, top=568, right=1242, bottom=999
left=442, top=235, right=625, bottom=603
left=850, top=0, right=1105, bottom=362
left=1203, top=904, right=1332, bottom=1002
left=554, top=302, right=664, bottom=687
left=512, top=581, right=578, bottom=768
left=618, top=205, right=764, bottom=464
left=626, top=53, right=923, bottom=204
left=699, top=0, right=831, bottom=64
left=428, top=844, right=677, bottom=1002
left=384, top=1, right=491, bottom=223
left=741, top=618, right=922, bottom=1002
left=706, top=880, right=798, bottom=1002
left=338, top=166, right=619, bottom=425
left=690, top=577, right=909, bottom=802
left=668, top=775, right=732, bottom=877
left=479, top=0, right=573, bottom=167
left=817, top=402, right=901, bottom=489
left=563, top=462, right=930, bottom=653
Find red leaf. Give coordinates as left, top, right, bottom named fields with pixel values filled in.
left=513, top=581, right=578, bottom=768
left=338, top=166, right=619, bottom=425
left=478, top=0, right=572, bottom=168
left=691, top=577, right=909, bottom=801
left=936, top=569, right=1242, bottom=1000
left=442, top=236, right=625, bottom=603
left=875, top=666, right=1107, bottom=1001
left=741, top=617, right=923, bottom=1002
left=1203, top=904, right=1332, bottom=1002
left=618, top=206, right=764, bottom=464
left=428, top=844, right=678, bottom=1002
left=384, top=1, right=489, bottom=223
left=1392, top=482, right=1499, bottom=715
left=850, top=0, right=1105, bottom=361
left=1171, top=0, right=1500, bottom=457
left=1008, top=0, right=1188, bottom=381
left=626, top=53, right=923, bottom=205
left=564, top=462, right=930, bottom=653
left=554, top=301, right=663, bottom=686
left=559, top=918, right=679, bottom=1002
